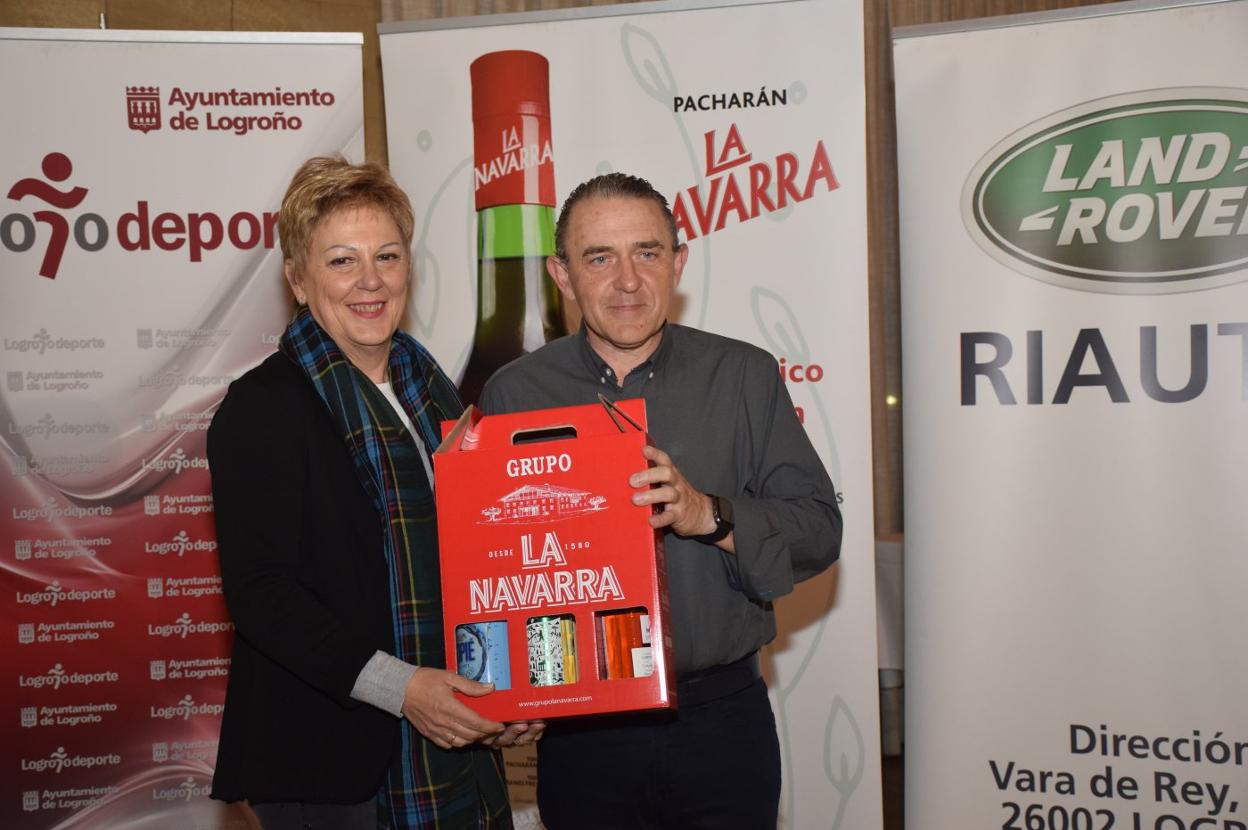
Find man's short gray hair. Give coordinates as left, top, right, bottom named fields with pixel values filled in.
left=554, top=172, right=681, bottom=262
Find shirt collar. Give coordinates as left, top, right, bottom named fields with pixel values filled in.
left=577, top=322, right=674, bottom=387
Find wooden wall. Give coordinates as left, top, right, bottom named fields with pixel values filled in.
left=0, top=0, right=1120, bottom=535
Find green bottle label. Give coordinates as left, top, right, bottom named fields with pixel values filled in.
left=480, top=203, right=556, bottom=260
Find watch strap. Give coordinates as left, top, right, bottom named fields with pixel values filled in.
left=692, top=493, right=733, bottom=544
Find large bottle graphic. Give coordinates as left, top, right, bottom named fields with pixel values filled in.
left=458, top=50, right=568, bottom=405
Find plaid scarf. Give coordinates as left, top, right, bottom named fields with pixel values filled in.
left=280, top=307, right=510, bottom=829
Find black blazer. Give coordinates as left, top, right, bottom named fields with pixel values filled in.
left=208, top=352, right=398, bottom=803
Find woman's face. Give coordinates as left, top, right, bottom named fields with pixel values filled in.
left=285, top=204, right=409, bottom=380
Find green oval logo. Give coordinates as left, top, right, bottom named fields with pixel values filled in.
left=963, top=88, right=1248, bottom=294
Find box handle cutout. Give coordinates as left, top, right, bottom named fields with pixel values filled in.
left=511, top=425, right=578, bottom=445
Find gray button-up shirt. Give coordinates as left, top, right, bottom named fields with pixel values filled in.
left=479, top=323, right=842, bottom=674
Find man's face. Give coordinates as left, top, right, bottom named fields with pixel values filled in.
left=547, top=195, right=687, bottom=367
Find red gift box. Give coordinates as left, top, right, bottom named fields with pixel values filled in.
left=433, top=398, right=676, bottom=722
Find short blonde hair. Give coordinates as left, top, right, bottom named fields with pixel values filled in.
left=279, top=155, right=415, bottom=272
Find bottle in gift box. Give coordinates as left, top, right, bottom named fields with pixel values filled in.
left=455, top=621, right=511, bottom=690
left=598, top=608, right=653, bottom=679
left=527, top=614, right=577, bottom=687
left=458, top=50, right=568, bottom=406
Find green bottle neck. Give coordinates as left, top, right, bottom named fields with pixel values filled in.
left=477, top=203, right=556, bottom=259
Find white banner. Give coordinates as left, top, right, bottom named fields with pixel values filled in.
left=1, top=28, right=363, bottom=829
left=381, top=1, right=880, bottom=827
left=896, top=1, right=1248, bottom=828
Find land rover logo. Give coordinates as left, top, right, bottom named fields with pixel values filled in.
left=963, top=88, right=1248, bottom=294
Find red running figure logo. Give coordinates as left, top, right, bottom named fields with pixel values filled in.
left=6, top=152, right=88, bottom=279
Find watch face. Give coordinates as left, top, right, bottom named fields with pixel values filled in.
left=717, top=495, right=734, bottom=528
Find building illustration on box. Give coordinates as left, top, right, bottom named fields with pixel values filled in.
left=479, top=483, right=607, bottom=524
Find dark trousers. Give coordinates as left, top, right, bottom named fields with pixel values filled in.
left=537, top=668, right=780, bottom=830
left=250, top=797, right=379, bottom=829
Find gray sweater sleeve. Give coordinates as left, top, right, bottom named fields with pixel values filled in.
left=350, top=651, right=419, bottom=716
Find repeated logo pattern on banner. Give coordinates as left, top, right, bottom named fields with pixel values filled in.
left=380, top=1, right=881, bottom=827
left=895, top=1, right=1248, bottom=828
left=1, top=29, right=364, bottom=829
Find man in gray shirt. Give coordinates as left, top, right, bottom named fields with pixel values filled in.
left=479, top=172, right=841, bottom=829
